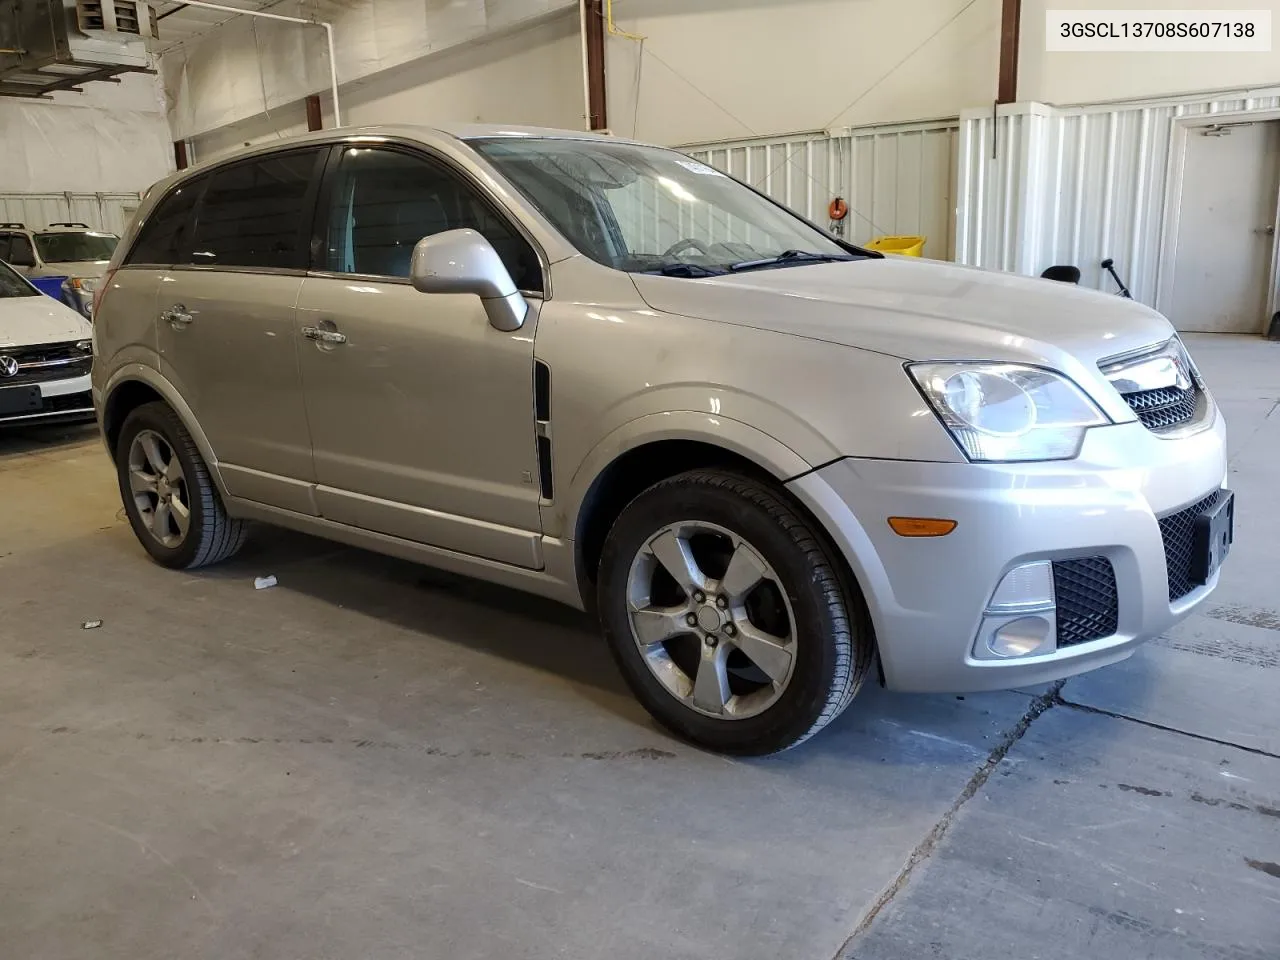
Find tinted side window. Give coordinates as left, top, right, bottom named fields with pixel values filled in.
left=126, top=178, right=205, bottom=266
left=8, top=234, right=34, bottom=265
left=0, top=235, right=11, bottom=261
left=323, top=147, right=541, bottom=291
left=190, top=149, right=322, bottom=270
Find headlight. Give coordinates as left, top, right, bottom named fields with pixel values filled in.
left=908, top=362, right=1110, bottom=462
left=65, top=277, right=97, bottom=318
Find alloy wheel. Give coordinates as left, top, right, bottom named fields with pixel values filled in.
left=127, top=429, right=191, bottom=548
left=625, top=520, right=798, bottom=719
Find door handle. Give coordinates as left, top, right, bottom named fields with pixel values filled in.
left=1258, top=225, right=1276, bottom=236
left=161, top=304, right=194, bottom=328
left=301, top=325, right=348, bottom=345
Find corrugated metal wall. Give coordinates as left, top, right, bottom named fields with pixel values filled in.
left=956, top=89, right=1280, bottom=303
left=685, top=119, right=960, bottom=260
left=0, top=193, right=142, bottom=235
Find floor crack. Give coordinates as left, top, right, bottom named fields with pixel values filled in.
left=1054, top=696, right=1280, bottom=760
left=832, top=680, right=1064, bottom=958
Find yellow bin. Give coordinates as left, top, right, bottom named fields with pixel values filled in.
left=866, top=235, right=926, bottom=257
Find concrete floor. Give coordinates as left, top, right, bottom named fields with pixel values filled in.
left=1, top=334, right=1277, bottom=959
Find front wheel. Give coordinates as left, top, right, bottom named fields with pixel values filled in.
left=597, top=469, right=873, bottom=755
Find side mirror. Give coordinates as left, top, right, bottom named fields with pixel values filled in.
left=410, top=228, right=528, bottom=333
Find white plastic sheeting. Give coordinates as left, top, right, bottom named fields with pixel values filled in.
left=685, top=120, right=959, bottom=259
left=956, top=88, right=1280, bottom=304
left=0, top=194, right=142, bottom=234
left=185, top=13, right=584, bottom=163
left=0, top=73, right=172, bottom=195
left=162, top=0, right=577, bottom=140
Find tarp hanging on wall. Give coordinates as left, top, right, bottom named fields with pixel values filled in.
left=0, top=73, right=172, bottom=194
left=161, top=0, right=577, bottom=141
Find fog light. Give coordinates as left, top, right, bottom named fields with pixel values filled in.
left=989, top=615, right=1055, bottom=658
left=988, top=561, right=1054, bottom=612
left=972, top=561, right=1058, bottom=660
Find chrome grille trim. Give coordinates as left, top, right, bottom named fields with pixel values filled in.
left=1098, top=337, right=1208, bottom=436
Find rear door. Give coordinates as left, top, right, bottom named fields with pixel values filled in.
left=155, top=147, right=327, bottom=513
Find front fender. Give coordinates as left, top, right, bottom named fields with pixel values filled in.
left=553, top=409, right=815, bottom=542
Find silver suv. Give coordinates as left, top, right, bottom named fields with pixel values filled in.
left=0, top=222, right=120, bottom=316
left=92, top=125, right=1232, bottom=754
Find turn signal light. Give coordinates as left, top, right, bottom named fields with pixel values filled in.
left=887, top=517, right=957, bottom=537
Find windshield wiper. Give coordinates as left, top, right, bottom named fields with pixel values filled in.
left=641, top=262, right=729, bottom=278
left=728, top=249, right=856, bottom=272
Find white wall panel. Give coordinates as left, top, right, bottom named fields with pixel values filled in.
left=686, top=120, right=959, bottom=260
left=956, top=89, right=1280, bottom=302
left=163, top=0, right=579, bottom=141
left=605, top=0, right=1000, bottom=146
left=0, top=73, right=171, bottom=195
left=1021, top=0, right=1280, bottom=106
left=0, top=194, right=142, bottom=234
left=181, top=12, right=584, bottom=164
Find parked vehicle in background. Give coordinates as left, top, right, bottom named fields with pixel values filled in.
left=91, top=125, right=1231, bottom=755
left=0, top=222, right=119, bottom=318
left=0, top=258, right=95, bottom=426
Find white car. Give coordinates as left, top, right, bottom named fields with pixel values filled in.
left=0, top=258, right=95, bottom=426
left=0, top=222, right=120, bottom=318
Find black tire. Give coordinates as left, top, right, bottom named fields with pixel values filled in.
left=597, top=469, right=873, bottom=755
left=115, top=401, right=247, bottom=569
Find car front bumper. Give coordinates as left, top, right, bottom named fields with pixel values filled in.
left=787, top=409, right=1228, bottom=693
left=0, top=374, right=94, bottom=426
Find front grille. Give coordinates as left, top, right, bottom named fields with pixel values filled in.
left=1160, top=491, right=1223, bottom=602
left=0, top=341, right=92, bottom=386
left=1053, top=557, right=1119, bottom=647
left=1123, top=384, right=1199, bottom=431
left=41, top=391, right=94, bottom=414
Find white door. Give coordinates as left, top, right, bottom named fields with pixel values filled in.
left=1168, top=122, right=1280, bottom=333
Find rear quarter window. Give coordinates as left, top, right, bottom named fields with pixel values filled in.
left=125, top=178, right=206, bottom=266
left=188, top=149, right=324, bottom=270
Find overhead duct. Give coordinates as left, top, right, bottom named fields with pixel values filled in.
left=0, top=0, right=154, bottom=99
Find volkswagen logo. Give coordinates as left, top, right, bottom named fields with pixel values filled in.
left=0, top=355, right=18, bottom=378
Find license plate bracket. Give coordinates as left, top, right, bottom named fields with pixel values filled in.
left=0, top=385, right=41, bottom=416
left=1190, top=491, right=1235, bottom=585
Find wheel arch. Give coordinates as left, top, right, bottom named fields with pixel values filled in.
left=566, top=413, right=862, bottom=609
left=101, top=365, right=230, bottom=500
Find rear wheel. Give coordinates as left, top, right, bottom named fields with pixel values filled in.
left=115, top=402, right=247, bottom=569
left=598, top=469, right=872, bottom=754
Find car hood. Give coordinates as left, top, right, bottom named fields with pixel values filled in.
left=34, top=260, right=111, bottom=280
left=0, top=294, right=92, bottom=348
left=630, top=257, right=1175, bottom=367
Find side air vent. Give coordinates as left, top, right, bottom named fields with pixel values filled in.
left=534, top=360, right=553, bottom=500
left=534, top=359, right=551, bottom=422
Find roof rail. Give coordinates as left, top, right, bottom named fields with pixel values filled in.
left=0, top=222, right=25, bottom=229
left=47, top=222, right=90, bottom=228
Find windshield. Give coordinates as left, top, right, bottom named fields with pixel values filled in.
left=0, top=260, right=38, bottom=298
left=471, top=137, right=856, bottom=275
left=34, top=231, right=118, bottom=263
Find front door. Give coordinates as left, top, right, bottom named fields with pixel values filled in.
left=154, top=148, right=327, bottom=514
left=295, top=144, right=546, bottom=568
left=1169, top=122, right=1280, bottom=333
